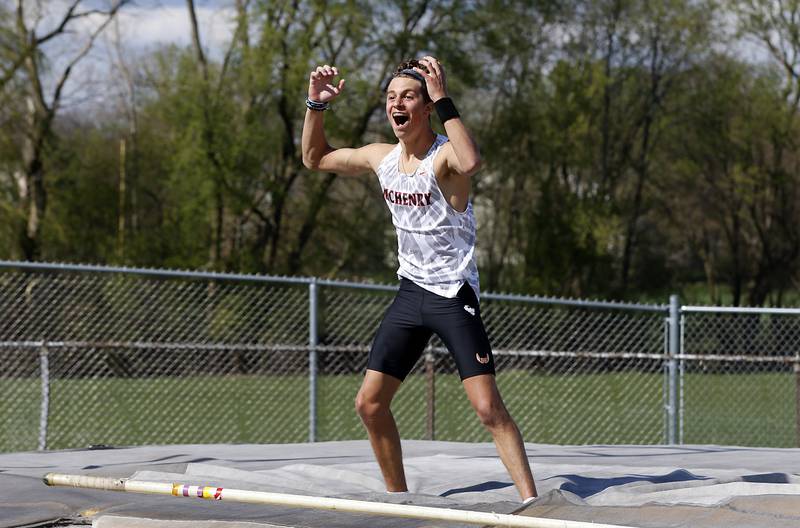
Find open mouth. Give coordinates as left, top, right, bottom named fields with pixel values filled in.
left=393, top=113, right=409, bottom=126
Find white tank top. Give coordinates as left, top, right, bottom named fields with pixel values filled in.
left=376, top=134, right=480, bottom=298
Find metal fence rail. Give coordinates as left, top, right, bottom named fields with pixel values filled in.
left=0, top=260, right=798, bottom=452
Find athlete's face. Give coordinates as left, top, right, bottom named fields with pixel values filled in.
left=386, top=76, right=432, bottom=137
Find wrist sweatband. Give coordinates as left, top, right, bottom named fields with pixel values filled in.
left=434, top=97, right=459, bottom=123
left=306, top=98, right=329, bottom=111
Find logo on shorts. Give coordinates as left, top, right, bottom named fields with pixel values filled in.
left=463, top=305, right=476, bottom=316
left=476, top=352, right=490, bottom=364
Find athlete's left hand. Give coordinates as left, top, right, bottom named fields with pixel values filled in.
left=415, top=56, right=447, bottom=102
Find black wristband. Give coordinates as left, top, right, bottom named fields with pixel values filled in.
left=306, top=98, right=329, bottom=111
left=434, top=97, right=459, bottom=123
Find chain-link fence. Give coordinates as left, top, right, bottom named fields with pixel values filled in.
left=1, top=261, right=798, bottom=452
left=680, top=307, right=800, bottom=447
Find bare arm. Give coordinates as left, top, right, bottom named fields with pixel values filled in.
left=415, top=57, right=482, bottom=179
left=439, top=114, right=482, bottom=177
left=301, top=65, right=385, bottom=176
left=414, top=57, right=481, bottom=211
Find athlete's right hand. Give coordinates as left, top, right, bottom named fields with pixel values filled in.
left=308, top=65, right=345, bottom=103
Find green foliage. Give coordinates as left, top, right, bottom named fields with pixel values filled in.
left=42, top=126, right=119, bottom=262
left=3, top=0, right=800, bottom=304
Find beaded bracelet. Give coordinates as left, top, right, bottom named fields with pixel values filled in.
left=306, top=98, right=329, bottom=111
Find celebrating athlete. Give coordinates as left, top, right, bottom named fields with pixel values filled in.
left=301, top=57, right=537, bottom=502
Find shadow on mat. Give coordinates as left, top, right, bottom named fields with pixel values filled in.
left=559, top=445, right=779, bottom=461
left=440, top=480, right=514, bottom=497
left=550, top=468, right=710, bottom=498
left=81, top=454, right=363, bottom=470
left=742, top=472, right=791, bottom=483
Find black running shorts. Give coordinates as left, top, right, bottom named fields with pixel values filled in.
left=367, top=278, right=495, bottom=381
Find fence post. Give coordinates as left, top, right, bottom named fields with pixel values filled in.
left=38, top=345, right=50, bottom=451
left=425, top=351, right=435, bottom=440
left=795, top=354, right=800, bottom=448
left=309, top=280, right=318, bottom=443
left=667, top=295, right=680, bottom=445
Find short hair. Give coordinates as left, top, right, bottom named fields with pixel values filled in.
left=390, top=59, right=431, bottom=103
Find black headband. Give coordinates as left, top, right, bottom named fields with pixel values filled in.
left=395, top=68, right=426, bottom=85
left=392, top=69, right=429, bottom=100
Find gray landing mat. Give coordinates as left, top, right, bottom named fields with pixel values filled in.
left=1, top=441, right=799, bottom=528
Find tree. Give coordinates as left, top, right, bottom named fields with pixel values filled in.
left=1, top=0, right=128, bottom=260
left=476, top=0, right=717, bottom=298
left=729, top=0, right=800, bottom=304
left=121, top=0, right=489, bottom=276
left=656, top=55, right=800, bottom=306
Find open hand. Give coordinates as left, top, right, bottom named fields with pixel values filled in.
left=308, top=65, right=345, bottom=103
left=415, top=56, right=447, bottom=102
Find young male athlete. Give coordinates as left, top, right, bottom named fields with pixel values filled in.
left=301, top=57, right=537, bottom=502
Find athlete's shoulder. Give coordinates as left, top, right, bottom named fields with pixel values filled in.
left=364, top=142, right=395, bottom=156
left=369, top=142, right=399, bottom=172
left=433, top=134, right=450, bottom=155
left=431, top=134, right=451, bottom=160
left=358, top=142, right=393, bottom=168
left=431, top=135, right=458, bottom=181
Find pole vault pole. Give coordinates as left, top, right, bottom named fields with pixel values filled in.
left=44, top=473, right=636, bottom=528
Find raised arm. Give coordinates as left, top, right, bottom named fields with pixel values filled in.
left=302, top=65, right=383, bottom=176
left=415, top=56, right=482, bottom=179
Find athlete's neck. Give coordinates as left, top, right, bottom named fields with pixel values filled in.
left=399, top=128, right=436, bottom=162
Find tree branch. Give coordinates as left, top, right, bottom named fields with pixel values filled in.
left=51, top=0, right=130, bottom=115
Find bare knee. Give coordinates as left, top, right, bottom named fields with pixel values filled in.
left=355, top=391, right=389, bottom=423
left=473, top=399, right=513, bottom=431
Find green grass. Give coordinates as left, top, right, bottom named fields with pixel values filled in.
left=682, top=371, right=797, bottom=446
left=676, top=281, right=800, bottom=307
left=2, top=370, right=797, bottom=452
left=0, top=378, right=40, bottom=451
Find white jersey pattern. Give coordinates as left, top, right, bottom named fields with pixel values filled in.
left=376, top=134, right=480, bottom=298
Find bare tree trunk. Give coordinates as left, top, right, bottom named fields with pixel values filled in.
left=620, top=27, right=661, bottom=293
left=730, top=214, right=743, bottom=307
left=117, top=139, right=127, bottom=259
left=186, top=0, right=226, bottom=268
left=599, top=1, right=622, bottom=195
left=13, top=0, right=128, bottom=260
left=19, top=106, right=48, bottom=260
left=111, top=17, right=140, bottom=237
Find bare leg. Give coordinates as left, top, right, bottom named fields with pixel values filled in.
left=463, top=374, right=537, bottom=500
left=355, top=369, right=407, bottom=492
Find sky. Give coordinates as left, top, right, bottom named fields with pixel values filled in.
left=5, top=0, right=239, bottom=112
left=9, top=0, right=237, bottom=52
left=112, top=0, right=236, bottom=56
left=4, top=0, right=776, bottom=113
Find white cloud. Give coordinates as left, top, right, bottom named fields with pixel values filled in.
left=115, top=3, right=237, bottom=58
left=11, top=1, right=238, bottom=113
left=19, top=1, right=237, bottom=59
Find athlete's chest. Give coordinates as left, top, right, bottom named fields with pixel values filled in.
left=376, top=138, right=448, bottom=212
left=380, top=163, right=443, bottom=209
